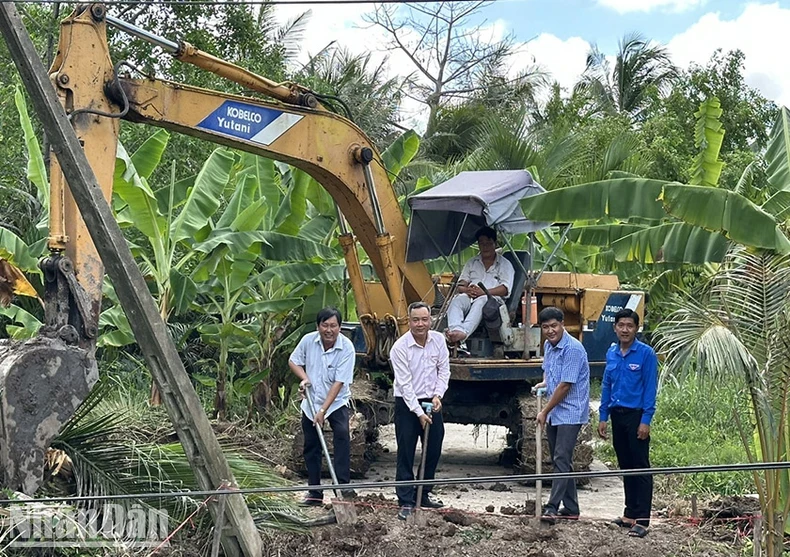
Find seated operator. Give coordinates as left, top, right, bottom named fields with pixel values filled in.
left=445, top=226, right=515, bottom=344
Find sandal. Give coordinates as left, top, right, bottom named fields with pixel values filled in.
left=612, top=517, right=633, bottom=528
left=628, top=524, right=648, bottom=538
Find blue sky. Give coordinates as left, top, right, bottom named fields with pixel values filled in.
left=493, top=0, right=759, bottom=47
left=274, top=0, right=790, bottom=119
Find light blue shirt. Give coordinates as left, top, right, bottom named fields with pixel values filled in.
left=542, top=331, right=590, bottom=425
left=290, top=331, right=355, bottom=419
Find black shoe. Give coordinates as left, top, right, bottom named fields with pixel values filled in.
left=340, top=489, right=357, bottom=500
left=299, top=493, right=324, bottom=507
left=540, top=508, right=559, bottom=525
left=559, top=508, right=579, bottom=520
left=420, top=494, right=444, bottom=509
left=397, top=506, right=414, bottom=520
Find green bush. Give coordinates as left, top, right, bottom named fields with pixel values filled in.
left=595, top=374, right=754, bottom=496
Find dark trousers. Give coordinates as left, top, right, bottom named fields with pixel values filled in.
left=394, top=397, right=445, bottom=507
left=545, top=423, right=582, bottom=515
left=301, top=405, right=351, bottom=498
left=611, top=407, right=653, bottom=526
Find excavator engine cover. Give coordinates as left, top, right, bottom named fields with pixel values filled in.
left=0, top=337, right=98, bottom=494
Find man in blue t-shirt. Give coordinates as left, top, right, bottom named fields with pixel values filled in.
left=597, top=308, right=659, bottom=539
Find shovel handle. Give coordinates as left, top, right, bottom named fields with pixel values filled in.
left=535, top=391, right=543, bottom=509
left=415, top=402, right=434, bottom=510
left=304, top=383, right=342, bottom=498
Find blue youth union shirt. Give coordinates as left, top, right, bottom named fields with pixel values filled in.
left=599, top=339, right=659, bottom=426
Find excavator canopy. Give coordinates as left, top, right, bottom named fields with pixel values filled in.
left=405, top=170, right=550, bottom=262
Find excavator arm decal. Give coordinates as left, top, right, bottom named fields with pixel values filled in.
left=196, top=100, right=303, bottom=146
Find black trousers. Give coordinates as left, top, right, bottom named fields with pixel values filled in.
left=301, top=405, right=351, bottom=498
left=611, top=407, right=653, bottom=526
left=394, top=397, right=445, bottom=507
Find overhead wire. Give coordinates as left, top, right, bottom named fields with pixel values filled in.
left=3, top=0, right=503, bottom=5
left=1, top=460, right=790, bottom=506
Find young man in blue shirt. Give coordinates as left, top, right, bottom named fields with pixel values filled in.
left=597, top=308, right=659, bottom=538
left=534, top=306, right=590, bottom=525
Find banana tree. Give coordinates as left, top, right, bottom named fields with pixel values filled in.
left=189, top=168, right=339, bottom=419
left=521, top=103, right=790, bottom=263
left=0, top=88, right=50, bottom=338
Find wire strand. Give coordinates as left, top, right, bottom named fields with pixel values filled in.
left=0, top=460, right=788, bottom=506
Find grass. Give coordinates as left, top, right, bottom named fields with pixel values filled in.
left=593, top=373, right=754, bottom=497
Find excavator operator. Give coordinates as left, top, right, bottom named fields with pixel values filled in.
left=444, top=227, right=515, bottom=345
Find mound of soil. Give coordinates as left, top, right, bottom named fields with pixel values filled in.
left=263, top=500, right=743, bottom=557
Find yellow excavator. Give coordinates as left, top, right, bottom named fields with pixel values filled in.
left=0, top=3, right=644, bottom=504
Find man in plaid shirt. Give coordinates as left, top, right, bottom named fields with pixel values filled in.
left=534, top=306, right=590, bottom=524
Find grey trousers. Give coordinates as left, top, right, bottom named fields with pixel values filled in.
left=545, top=423, right=582, bottom=515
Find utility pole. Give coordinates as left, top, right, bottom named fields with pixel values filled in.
left=0, top=4, right=262, bottom=556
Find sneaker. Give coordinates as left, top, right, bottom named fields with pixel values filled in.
left=397, top=506, right=414, bottom=520
left=540, top=508, right=558, bottom=525
left=298, top=493, right=324, bottom=507
left=340, top=489, right=358, bottom=500
left=420, top=493, right=444, bottom=509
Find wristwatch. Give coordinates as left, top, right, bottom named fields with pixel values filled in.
left=317, top=408, right=326, bottom=414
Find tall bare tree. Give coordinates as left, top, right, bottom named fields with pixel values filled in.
left=364, top=1, right=513, bottom=138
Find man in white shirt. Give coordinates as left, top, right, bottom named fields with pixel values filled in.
left=289, top=307, right=356, bottom=506
left=390, top=301, right=451, bottom=520
left=445, top=227, right=515, bottom=344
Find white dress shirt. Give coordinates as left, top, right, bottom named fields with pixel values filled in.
left=289, top=331, right=355, bottom=418
left=459, top=253, right=515, bottom=296
left=390, top=330, right=450, bottom=416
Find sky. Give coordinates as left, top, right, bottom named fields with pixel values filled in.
left=273, top=0, right=789, bottom=126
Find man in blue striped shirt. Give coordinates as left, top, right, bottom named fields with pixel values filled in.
left=535, top=306, right=590, bottom=524
left=597, top=308, right=658, bottom=538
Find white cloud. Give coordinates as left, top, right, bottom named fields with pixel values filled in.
left=597, top=0, right=706, bottom=14
left=513, top=33, right=590, bottom=97
left=667, top=3, right=790, bottom=108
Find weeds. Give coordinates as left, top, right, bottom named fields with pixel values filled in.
left=594, top=373, right=753, bottom=496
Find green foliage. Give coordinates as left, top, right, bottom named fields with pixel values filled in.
left=765, top=107, right=790, bottom=192
left=595, top=374, right=753, bottom=496
left=655, top=247, right=790, bottom=555
left=578, top=32, right=677, bottom=120
left=689, top=97, right=725, bottom=187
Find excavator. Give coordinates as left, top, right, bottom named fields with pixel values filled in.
left=0, top=1, right=644, bottom=515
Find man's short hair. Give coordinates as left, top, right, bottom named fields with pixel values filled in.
left=316, top=307, right=342, bottom=325
left=538, top=306, right=564, bottom=324
left=408, top=301, right=430, bottom=315
left=614, top=308, right=640, bottom=327
left=475, top=226, right=497, bottom=243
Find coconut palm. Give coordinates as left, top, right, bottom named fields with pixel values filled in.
left=654, top=246, right=790, bottom=557
left=578, top=32, right=677, bottom=120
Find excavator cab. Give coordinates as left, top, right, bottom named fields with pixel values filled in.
left=406, top=170, right=549, bottom=359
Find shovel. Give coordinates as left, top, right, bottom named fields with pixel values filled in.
left=408, top=401, right=433, bottom=527
left=304, top=384, right=358, bottom=525
left=532, top=386, right=546, bottom=525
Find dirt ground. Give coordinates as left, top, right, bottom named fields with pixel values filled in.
left=268, top=424, right=749, bottom=557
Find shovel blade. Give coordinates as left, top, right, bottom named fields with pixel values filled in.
left=407, top=508, right=428, bottom=527
left=330, top=498, right=358, bottom=525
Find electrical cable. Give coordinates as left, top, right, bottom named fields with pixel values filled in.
left=313, top=92, right=354, bottom=121
left=67, top=60, right=134, bottom=121
left=1, top=460, right=790, bottom=506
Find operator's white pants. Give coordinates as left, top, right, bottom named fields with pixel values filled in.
left=447, top=294, right=501, bottom=337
